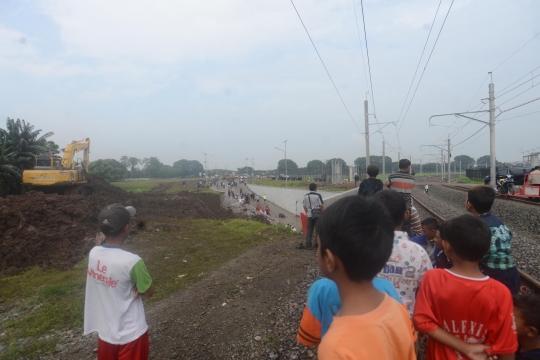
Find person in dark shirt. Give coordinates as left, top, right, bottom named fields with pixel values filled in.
left=358, top=165, right=384, bottom=197
left=514, top=295, right=540, bottom=360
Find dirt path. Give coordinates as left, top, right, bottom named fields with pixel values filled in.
left=50, top=236, right=317, bottom=360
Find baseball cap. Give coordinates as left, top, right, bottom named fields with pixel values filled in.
left=98, top=204, right=136, bottom=233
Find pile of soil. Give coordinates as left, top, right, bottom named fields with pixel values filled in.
left=0, top=177, right=231, bottom=277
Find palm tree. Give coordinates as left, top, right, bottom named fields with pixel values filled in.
left=4, top=118, right=53, bottom=171
left=128, top=157, right=139, bottom=178
left=0, top=131, right=21, bottom=196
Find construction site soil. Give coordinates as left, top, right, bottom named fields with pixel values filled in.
left=0, top=176, right=231, bottom=277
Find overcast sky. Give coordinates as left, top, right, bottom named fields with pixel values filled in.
left=1, top=0, right=539, bottom=171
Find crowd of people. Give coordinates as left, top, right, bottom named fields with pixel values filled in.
left=297, top=159, right=539, bottom=360
left=83, top=161, right=539, bottom=360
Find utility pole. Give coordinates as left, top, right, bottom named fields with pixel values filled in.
left=251, top=158, right=254, bottom=184
left=409, top=156, right=412, bottom=174
left=441, top=149, right=444, bottom=180
left=382, top=141, right=385, bottom=178
left=428, top=72, right=497, bottom=187
left=275, top=140, right=288, bottom=188
left=488, top=72, right=496, bottom=187
left=203, top=153, right=212, bottom=178
left=365, top=100, right=370, bottom=167
left=447, top=137, right=451, bottom=183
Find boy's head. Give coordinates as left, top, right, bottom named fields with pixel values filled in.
left=398, top=159, right=411, bottom=172
left=440, top=214, right=490, bottom=262
left=466, top=185, right=495, bottom=214
left=367, top=164, right=380, bottom=178
left=309, top=183, right=317, bottom=191
left=513, top=295, right=540, bottom=342
left=421, top=218, right=439, bottom=240
left=374, top=189, right=409, bottom=230
left=98, top=204, right=136, bottom=240
left=315, top=196, right=394, bottom=283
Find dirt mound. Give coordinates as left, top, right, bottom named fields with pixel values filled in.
left=0, top=178, right=232, bottom=277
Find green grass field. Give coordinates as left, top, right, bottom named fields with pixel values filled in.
left=0, top=215, right=294, bottom=359
left=455, top=176, right=483, bottom=184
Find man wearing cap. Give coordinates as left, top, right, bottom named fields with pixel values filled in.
left=84, top=204, right=154, bottom=360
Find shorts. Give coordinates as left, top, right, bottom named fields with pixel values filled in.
left=98, top=332, right=149, bottom=360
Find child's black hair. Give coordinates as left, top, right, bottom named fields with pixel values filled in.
left=316, top=196, right=394, bottom=282
left=367, top=165, right=379, bottom=177
left=513, top=294, right=540, bottom=332
left=100, top=224, right=125, bottom=238
left=440, top=214, right=491, bottom=262
left=373, top=190, right=406, bottom=228
left=467, top=185, right=495, bottom=214
left=399, top=159, right=411, bottom=169
left=420, top=217, right=439, bottom=230
left=309, top=183, right=317, bottom=191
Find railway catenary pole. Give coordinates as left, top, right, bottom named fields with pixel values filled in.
left=447, top=137, right=451, bottom=183
left=365, top=100, right=370, bottom=167
left=441, top=149, right=444, bottom=181
left=428, top=72, right=498, bottom=187
left=382, top=141, right=385, bottom=178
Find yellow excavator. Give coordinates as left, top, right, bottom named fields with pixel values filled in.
left=22, top=138, right=93, bottom=195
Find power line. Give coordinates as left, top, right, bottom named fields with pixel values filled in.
left=396, top=0, right=443, bottom=125
left=289, top=0, right=362, bottom=132
left=492, top=32, right=540, bottom=72
left=497, top=72, right=540, bottom=98
left=498, top=83, right=540, bottom=107
left=498, top=64, right=540, bottom=93
left=397, top=0, right=455, bottom=133
left=359, top=0, right=379, bottom=126
left=498, top=110, right=540, bottom=122
left=352, top=0, right=369, bottom=91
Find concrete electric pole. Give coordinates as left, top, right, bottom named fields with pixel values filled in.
left=365, top=100, right=370, bottom=167
left=382, top=141, right=385, bottom=178
left=447, top=137, right=451, bottom=183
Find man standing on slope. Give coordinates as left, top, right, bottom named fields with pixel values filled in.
left=384, top=159, right=415, bottom=236
left=301, top=183, right=324, bottom=250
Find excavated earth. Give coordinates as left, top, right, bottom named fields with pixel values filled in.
left=0, top=176, right=231, bottom=277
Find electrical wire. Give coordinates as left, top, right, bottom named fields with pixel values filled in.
left=396, top=0, right=443, bottom=125
left=352, top=0, right=369, bottom=92
left=497, top=72, right=540, bottom=98
left=289, top=0, right=362, bottom=132
left=498, top=83, right=539, bottom=107
left=397, top=0, right=455, bottom=133
left=498, top=64, right=540, bottom=93
left=492, top=32, right=540, bottom=72
left=497, top=110, right=540, bottom=122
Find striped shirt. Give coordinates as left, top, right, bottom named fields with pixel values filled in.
left=384, top=172, right=415, bottom=209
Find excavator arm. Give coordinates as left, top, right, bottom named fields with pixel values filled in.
left=61, top=138, right=90, bottom=172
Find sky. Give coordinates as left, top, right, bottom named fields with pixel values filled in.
left=0, top=0, right=539, bottom=171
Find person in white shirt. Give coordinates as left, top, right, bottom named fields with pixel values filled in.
left=84, top=204, right=154, bottom=360
left=424, top=184, right=429, bottom=194
left=374, top=190, right=432, bottom=316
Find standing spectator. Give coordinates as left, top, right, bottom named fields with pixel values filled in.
left=84, top=204, right=154, bottom=360
left=227, top=189, right=231, bottom=198
left=513, top=295, right=540, bottom=360
left=256, top=194, right=260, bottom=203
left=374, top=190, right=432, bottom=316
left=263, top=194, right=267, bottom=202
left=358, top=165, right=383, bottom=197
left=413, top=214, right=518, bottom=360
left=265, top=205, right=271, bottom=216
left=354, top=172, right=360, bottom=187
left=425, top=184, right=429, bottom=193
left=384, top=159, right=415, bottom=236
left=301, top=183, right=324, bottom=250
left=466, top=185, right=520, bottom=294
left=315, top=196, right=416, bottom=359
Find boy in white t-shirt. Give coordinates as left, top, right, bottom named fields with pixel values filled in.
left=84, top=204, right=154, bottom=360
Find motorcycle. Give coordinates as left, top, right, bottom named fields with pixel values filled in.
left=496, top=174, right=515, bottom=195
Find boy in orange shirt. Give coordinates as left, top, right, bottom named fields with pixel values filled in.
left=316, top=196, right=416, bottom=360
left=413, top=214, right=517, bottom=360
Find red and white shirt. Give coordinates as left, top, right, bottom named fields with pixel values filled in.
left=377, top=231, right=432, bottom=316
left=413, top=269, right=518, bottom=359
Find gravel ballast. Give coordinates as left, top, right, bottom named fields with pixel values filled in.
left=413, top=185, right=540, bottom=280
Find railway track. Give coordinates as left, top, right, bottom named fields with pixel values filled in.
left=441, top=184, right=540, bottom=206
left=412, top=194, right=540, bottom=295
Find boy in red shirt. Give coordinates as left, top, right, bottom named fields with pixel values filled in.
left=413, top=214, right=518, bottom=360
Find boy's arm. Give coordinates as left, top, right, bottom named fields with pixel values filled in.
left=130, top=259, right=154, bottom=299
left=427, top=328, right=492, bottom=360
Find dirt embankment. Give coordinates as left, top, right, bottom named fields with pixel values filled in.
left=0, top=176, right=231, bottom=277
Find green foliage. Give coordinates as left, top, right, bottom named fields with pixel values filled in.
left=237, top=166, right=254, bottom=174
left=88, top=159, right=129, bottom=182
left=4, top=118, right=53, bottom=171
left=476, top=155, right=501, bottom=167
left=454, top=155, right=475, bottom=166
left=172, top=159, right=204, bottom=177
left=277, top=159, right=298, bottom=173
left=306, top=160, right=323, bottom=174
left=354, top=156, right=392, bottom=172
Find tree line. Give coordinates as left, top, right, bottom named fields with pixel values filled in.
left=88, top=157, right=205, bottom=182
